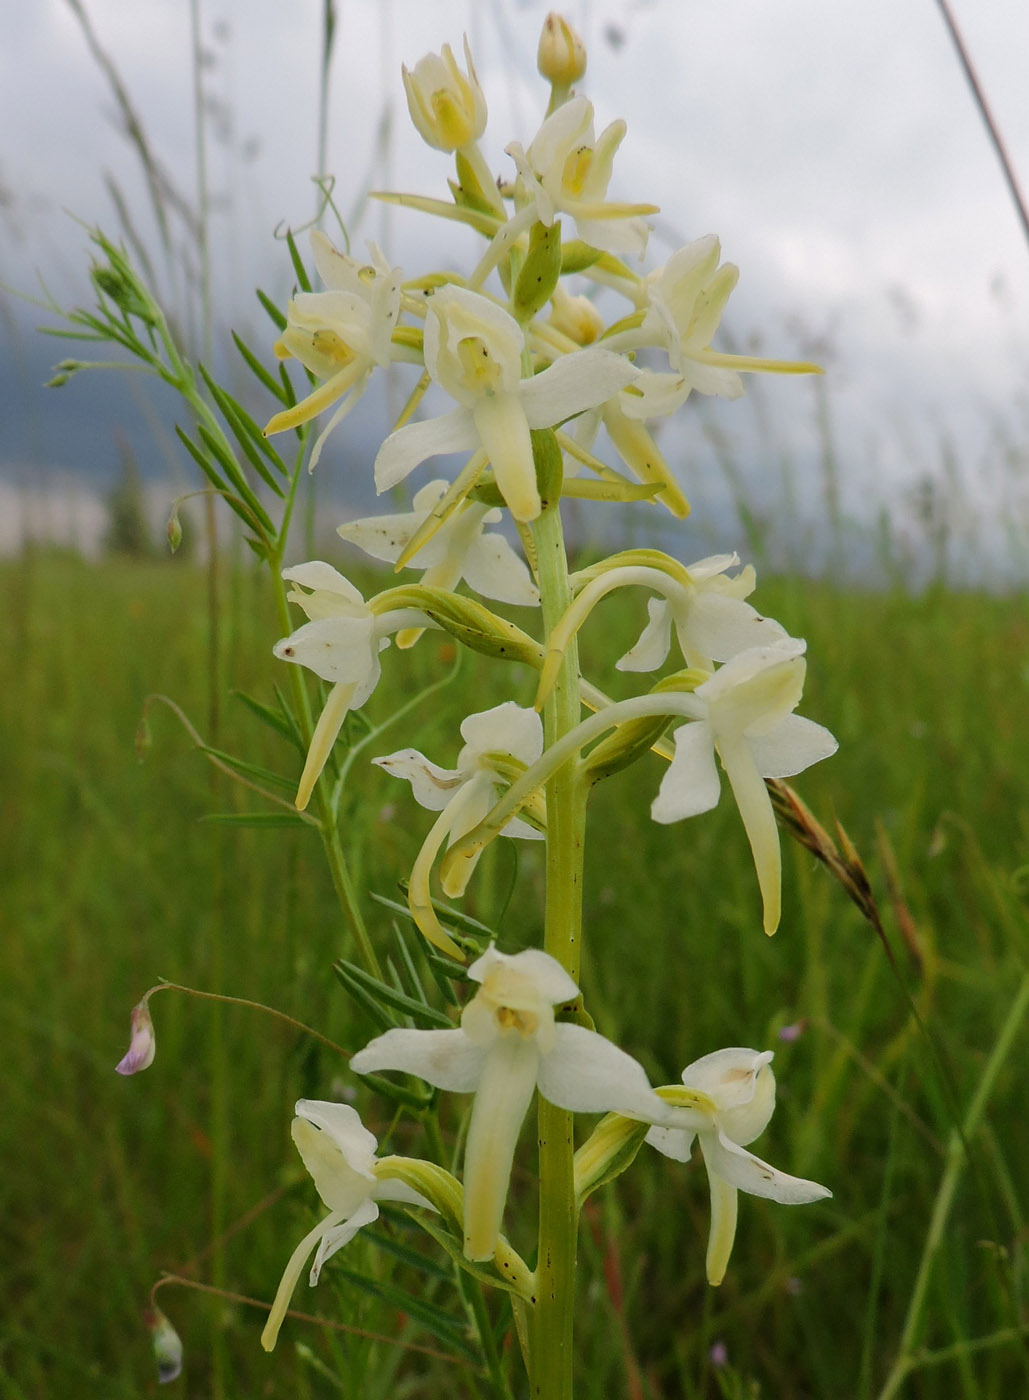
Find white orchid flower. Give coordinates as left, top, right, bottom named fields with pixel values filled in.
left=402, top=37, right=487, bottom=152
left=273, top=562, right=433, bottom=811
left=606, top=236, right=821, bottom=421
left=646, top=1048, right=831, bottom=1285
left=617, top=554, right=785, bottom=673
left=339, top=479, right=539, bottom=613
left=373, top=285, right=638, bottom=522
left=506, top=95, right=655, bottom=258
left=651, top=639, right=838, bottom=933
left=351, top=946, right=669, bottom=1260
left=261, top=1100, right=433, bottom=1352
left=264, top=232, right=404, bottom=470
left=374, top=702, right=545, bottom=958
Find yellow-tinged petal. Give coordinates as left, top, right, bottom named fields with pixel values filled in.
left=471, top=393, right=541, bottom=522
left=295, top=680, right=357, bottom=812
left=718, top=736, right=782, bottom=934
left=264, top=361, right=365, bottom=437
left=704, top=1167, right=739, bottom=1286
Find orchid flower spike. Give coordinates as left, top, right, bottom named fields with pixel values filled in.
left=373, top=285, right=638, bottom=522
left=351, top=946, right=668, bottom=1260
left=262, top=1100, right=434, bottom=1352
left=264, top=233, right=405, bottom=471
left=651, top=638, right=838, bottom=933
left=273, top=562, right=434, bottom=810
left=646, top=1048, right=831, bottom=1285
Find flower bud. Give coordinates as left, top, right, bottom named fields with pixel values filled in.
left=537, top=13, right=587, bottom=87
left=548, top=286, right=604, bottom=345
left=166, top=504, right=183, bottom=554
left=145, top=1306, right=183, bottom=1384
left=116, top=999, right=156, bottom=1075
left=402, top=37, right=487, bottom=152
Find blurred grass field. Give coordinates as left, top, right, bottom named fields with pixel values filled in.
left=2, top=547, right=1026, bottom=1398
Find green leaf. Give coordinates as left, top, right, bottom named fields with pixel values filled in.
left=199, top=364, right=288, bottom=490
left=286, top=228, right=312, bottom=292
left=232, top=329, right=291, bottom=405
left=334, top=1267, right=478, bottom=1358
left=195, top=422, right=276, bottom=536
left=199, top=364, right=287, bottom=486
left=231, top=688, right=305, bottom=751
left=333, top=958, right=453, bottom=1029
left=174, top=424, right=229, bottom=496
left=257, top=287, right=287, bottom=332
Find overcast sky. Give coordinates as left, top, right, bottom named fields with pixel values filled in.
left=2, top=0, right=1028, bottom=576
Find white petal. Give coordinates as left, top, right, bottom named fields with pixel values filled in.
left=374, top=408, right=479, bottom=492
left=282, top=561, right=365, bottom=606
left=701, top=1128, right=833, bottom=1204
left=617, top=596, right=673, bottom=672
left=538, top=1023, right=666, bottom=1119
left=295, top=1100, right=378, bottom=1169
left=471, top=393, right=539, bottom=522
left=372, top=1178, right=435, bottom=1211
left=463, top=1036, right=540, bottom=1259
left=651, top=722, right=721, bottom=824
left=520, top=348, right=638, bottom=429
left=468, top=946, right=579, bottom=1006
left=748, top=714, right=839, bottom=779
left=644, top=1124, right=698, bottom=1162
left=350, top=1027, right=486, bottom=1092
left=458, top=702, right=544, bottom=768
left=680, top=1049, right=774, bottom=1114
left=274, top=615, right=377, bottom=687
left=685, top=593, right=787, bottom=665
left=372, top=747, right=464, bottom=811
left=704, top=1169, right=739, bottom=1286
left=309, top=1198, right=380, bottom=1285
left=718, top=735, right=782, bottom=934
left=618, top=371, right=689, bottom=420
left=462, top=534, right=540, bottom=606
left=291, top=1117, right=376, bottom=1216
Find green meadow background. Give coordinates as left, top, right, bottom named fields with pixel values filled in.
left=3, top=540, right=1027, bottom=1398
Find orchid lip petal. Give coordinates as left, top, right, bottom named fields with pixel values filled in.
left=462, top=1036, right=540, bottom=1259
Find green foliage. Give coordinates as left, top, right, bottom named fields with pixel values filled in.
left=2, top=553, right=1027, bottom=1398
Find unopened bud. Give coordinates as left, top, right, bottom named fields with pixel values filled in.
left=537, top=13, right=587, bottom=87
left=145, top=1306, right=183, bottom=1384
left=402, top=37, right=487, bottom=152
left=116, top=999, right=156, bottom=1075
left=548, top=286, right=604, bottom=345
left=166, top=505, right=183, bottom=554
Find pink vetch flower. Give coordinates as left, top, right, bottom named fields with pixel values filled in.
left=145, top=1306, right=183, bottom=1384
left=116, top=1000, right=156, bottom=1076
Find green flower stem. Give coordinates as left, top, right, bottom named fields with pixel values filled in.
left=529, top=492, right=588, bottom=1400
left=877, top=970, right=1029, bottom=1400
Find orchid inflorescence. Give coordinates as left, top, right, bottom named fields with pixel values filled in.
left=117, top=13, right=837, bottom=1393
